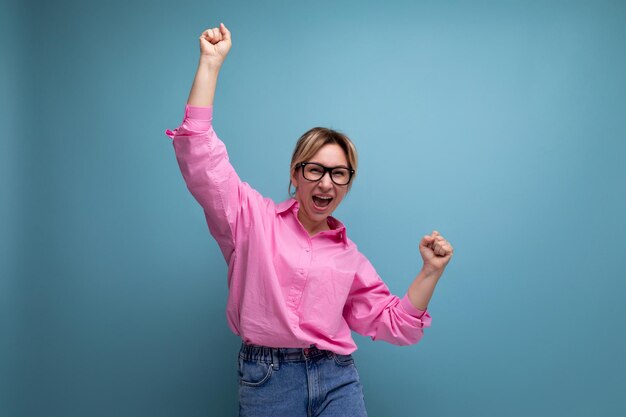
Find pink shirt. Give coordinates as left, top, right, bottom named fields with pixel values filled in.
left=166, top=105, right=432, bottom=354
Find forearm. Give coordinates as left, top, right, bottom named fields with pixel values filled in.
left=407, top=268, right=443, bottom=311
left=187, top=57, right=221, bottom=107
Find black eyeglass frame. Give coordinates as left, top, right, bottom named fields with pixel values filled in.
left=297, top=162, right=355, bottom=186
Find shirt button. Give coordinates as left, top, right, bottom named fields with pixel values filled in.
left=305, top=248, right=310, bottom=253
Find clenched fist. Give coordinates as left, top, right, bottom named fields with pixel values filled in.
left=419, top=230, right=454, bottom=275
left=198, top=23, right=232, bottom=67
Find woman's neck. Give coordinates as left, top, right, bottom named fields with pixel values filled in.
left=297, top=211, right=331, bottom=236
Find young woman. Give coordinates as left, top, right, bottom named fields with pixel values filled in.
left=166, top=23, right=454, bottom=417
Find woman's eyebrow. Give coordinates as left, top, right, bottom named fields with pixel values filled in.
left=308, top=161, right=350, bottom=169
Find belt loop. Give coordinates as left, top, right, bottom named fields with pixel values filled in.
left=271, top=348, right=280, bottom=371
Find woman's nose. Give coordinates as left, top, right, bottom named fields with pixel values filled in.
left=318, top=172, right=333, bottom=189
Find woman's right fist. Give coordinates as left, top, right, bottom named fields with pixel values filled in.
left=199, top=23, right=231, bottom=66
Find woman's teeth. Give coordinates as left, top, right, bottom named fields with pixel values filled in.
left=313, top=196, right=332, bottom=208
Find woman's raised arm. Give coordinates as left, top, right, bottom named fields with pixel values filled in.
left=187, top=23, right=232, bottom=107
left=166, top=23, right=257, bottom=263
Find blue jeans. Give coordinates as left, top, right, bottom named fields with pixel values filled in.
left=238, top=343, right=368, bottom=417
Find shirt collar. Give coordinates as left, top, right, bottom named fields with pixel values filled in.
left=276, top=198, right=299, bottom=214
left=276, top=198, right=349, bottom=247
left=326, top=216, right=349, bottom=246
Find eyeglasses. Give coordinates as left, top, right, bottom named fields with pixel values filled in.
left=298, top=162, right=355, bottom=186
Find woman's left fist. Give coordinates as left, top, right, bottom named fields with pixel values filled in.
left=419, top=230, right=454, bottom=274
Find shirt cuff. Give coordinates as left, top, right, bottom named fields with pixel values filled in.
left=165, top=105, right=213, bottom=139
left=400, top=294, right=427, bottom=319
left=185, top=104, right=213, bottom=121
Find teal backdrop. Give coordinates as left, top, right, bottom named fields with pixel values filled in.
left=2, top=0, right=625, bottom=416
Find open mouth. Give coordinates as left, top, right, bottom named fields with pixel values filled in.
left=312, top=195, right=333, bottom=209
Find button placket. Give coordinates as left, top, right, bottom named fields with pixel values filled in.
left=286, top=245, right=312, bottom=310
left=285, top=231, right=314, bottom=336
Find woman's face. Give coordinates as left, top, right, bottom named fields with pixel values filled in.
left=291, top=143, right=351, bottom=233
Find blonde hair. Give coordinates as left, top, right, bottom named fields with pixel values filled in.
left=289, top=127, right=358, bottom=196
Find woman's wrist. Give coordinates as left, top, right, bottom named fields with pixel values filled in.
left=419, top=266, right=443, bottom=282
left=198, top=55, right=223, bottom=71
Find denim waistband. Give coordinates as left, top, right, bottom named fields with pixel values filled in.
left=239, top=343, right=336, bottom=363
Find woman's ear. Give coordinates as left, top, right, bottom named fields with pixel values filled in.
left=289, top=170, right=298, bottom=197
left=290, top=170, right=298, bottom=188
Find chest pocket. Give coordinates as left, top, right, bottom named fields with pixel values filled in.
left=298, top=267, right=355, bottom=338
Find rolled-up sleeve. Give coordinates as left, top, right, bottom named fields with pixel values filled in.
left=343, top=255, right=432, bottom=346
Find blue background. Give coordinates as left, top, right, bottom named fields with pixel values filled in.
left=2, top=0, right=625, bottom=416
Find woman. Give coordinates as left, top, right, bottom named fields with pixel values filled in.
left=166, top=23, right=454, bottom=417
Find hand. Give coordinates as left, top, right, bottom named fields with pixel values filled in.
left=419, top=230, right=454, bottom=275
left=198, top=23, right=232, bottom=67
